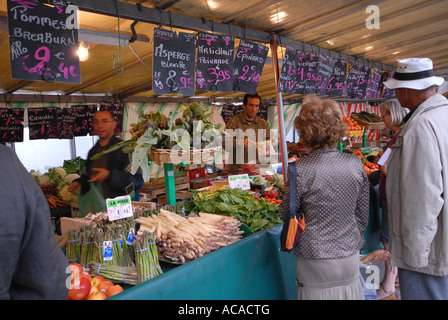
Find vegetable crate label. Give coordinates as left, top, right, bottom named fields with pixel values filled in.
left=228, top=174, right=251, bottom=190
left=106, top=195, right=133, bottom=221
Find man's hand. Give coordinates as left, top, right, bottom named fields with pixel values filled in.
left=89, top=168, right=110, bottom=183
left=68, top=181, right=81, bottom=195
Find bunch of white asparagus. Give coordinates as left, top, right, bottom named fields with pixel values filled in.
left=135, top=209, right=244, bottom=263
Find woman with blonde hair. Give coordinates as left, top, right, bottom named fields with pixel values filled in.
left=280, top=95, right=369, bottom=300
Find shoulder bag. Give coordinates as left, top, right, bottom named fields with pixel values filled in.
left=280, top=161, right=305, bottom=253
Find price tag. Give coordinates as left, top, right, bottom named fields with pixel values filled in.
left=126, top=228, right=136, bottom=245
left=228, top=174, right=251, bottom=190
left=103, top=241, right=113, bottom=261
left=106, top=195, right=133, bottom=221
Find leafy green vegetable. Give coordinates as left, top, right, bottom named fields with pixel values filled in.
left=184, top=187, right=281, bottom=232
left=88, top=102, right=226, bottom=181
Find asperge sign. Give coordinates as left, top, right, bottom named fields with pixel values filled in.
left=106, top=195, right=133, bottom=221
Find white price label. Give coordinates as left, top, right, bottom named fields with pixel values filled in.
left=228, top=174, right=251, bottom=190
left=106, top=195, right=133, bottom=221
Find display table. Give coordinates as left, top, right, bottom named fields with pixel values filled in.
left=111, top=224, right=297, bottom=300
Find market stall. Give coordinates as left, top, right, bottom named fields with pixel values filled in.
left=1, top=0, right=447, bottom=302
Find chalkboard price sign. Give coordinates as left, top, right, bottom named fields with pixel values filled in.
left=0, top=108, right=24, bottom=143
left=7, top=0, right=80, bottom=84
left=153, top=28, right=196, bottom=96
left=346, top=64, right=371, bottom=99
left=28, top=107, right=59, bottom=140
left=196, top=32, right=234, bottom=93
left=72, top=104, right=97, bottom=137
left=301, top=52, right=319, bottom=94
left=57, top=107, right=75, bottom=139
left=327, top=59, right=348, bottom=97
left=100, top=103, right=124, bottom=136
left=278, top=45, right=301, bottom=94
left=315, top=54, right=335, bottom=96
left=232, top=39, right=269, bottom=94
left=365, top=67, right=382, bottom=99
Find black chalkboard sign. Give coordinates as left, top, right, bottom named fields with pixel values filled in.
left=346, top=64, right=371, bottom=99
left=28, top=107, right=59, bottom=140
left=381, top=72, right=396, bottom=98
left=365, top=67, right=382, bottom=99
left=315, top=54, right=335, bottom=96
left=153, top=28, right=196, bottom=96
left=0, top=108, right=24, bottom=143
left=72, top=105, right=97, bottom=137
left=196, top=32, right=235, bottom=93
left=221, top=104, right=268, bottom=123
left=327, top=59, right=348, bottom=97
left=7, top=0, right=80, bottom=84
left=100, top=103, right=124, bottom=136
left=57, top=107, right=75, bottom=139
left=232, top=39, right=269, bottom=94
left=278, top=45, right=302, bottom=94
left=301, top=52, right=319, bottom=94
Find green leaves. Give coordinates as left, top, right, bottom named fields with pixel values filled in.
left=185, top=187, right=281, bottom=232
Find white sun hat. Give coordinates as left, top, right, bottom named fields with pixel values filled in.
left=383, top=57, right=445, bottom=90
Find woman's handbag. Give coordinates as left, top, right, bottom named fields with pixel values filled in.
left=280, top=161, right=305, bottom=253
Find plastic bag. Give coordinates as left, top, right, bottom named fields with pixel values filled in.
left=76, top=182, right=107, bottom=217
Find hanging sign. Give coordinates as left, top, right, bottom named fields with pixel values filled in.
left=232, top=39, right=269, bottom=94
left=381, top=71, right=396, bottom=98
left=28, top=107, right=59, bottom=140
left=57, top=107, right=76, bottom=139
left=315, top=54, right=335, bottom=96
left=365, top=67, right=382, bottom=99
left=196, top=32, right=234, bottom=93
left=153, top=28, right=197, bottom=96
left=327, top=59, right=348, bottom=97
left=346, top=64, right=371, bottom=99
left=72, top=104, right=97, bottom=137
left=0, top=108, right=24, bottom=143
left=7, top=0, right=80, bottom=84
left=278, top=45, right=302, bottom=94
left=300, top=52, right=319, bottom=95
left=100, top=103, right=124, bottom=136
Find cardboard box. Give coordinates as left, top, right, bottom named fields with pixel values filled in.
left=60, top=217, right=91, bottom=236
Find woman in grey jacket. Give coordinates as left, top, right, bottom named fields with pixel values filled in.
left=280, top=95, right=369, bottom=300
left=384, top=57, right=448, bottom=299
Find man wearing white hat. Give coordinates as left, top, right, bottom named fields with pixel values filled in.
left=384, top=58, right=448, bottom=299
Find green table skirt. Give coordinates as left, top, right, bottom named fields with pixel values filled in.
left=110, top=224, right=297, bottom=300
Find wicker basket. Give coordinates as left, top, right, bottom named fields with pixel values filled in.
left=352, top=118, right=385, bottom=130
left=149, top=146, right=222, bottom=164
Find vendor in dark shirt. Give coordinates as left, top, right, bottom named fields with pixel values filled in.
left=68, top=109, right=143, bottom=200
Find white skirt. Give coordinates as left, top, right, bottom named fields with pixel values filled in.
left=295, top=253, right=363, bottom=300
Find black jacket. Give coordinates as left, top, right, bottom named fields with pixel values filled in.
left=76, top=136, right=144, bottom=200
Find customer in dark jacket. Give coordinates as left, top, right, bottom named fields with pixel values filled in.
left=0, top=144, right=69, bottom=299
left=280, top=95, right=369, bottom=300
left=69, top=109, right=143, bottom=200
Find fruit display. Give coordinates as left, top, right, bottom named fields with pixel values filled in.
left=343, top=116, right=363, bottom=131
left=352, top=150, right=380, bottom=174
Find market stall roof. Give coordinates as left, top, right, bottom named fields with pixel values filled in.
left=0, top=0, right=447, bottom=104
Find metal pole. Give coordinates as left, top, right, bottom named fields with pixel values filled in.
left=269, top=33, right=289, bottom=183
